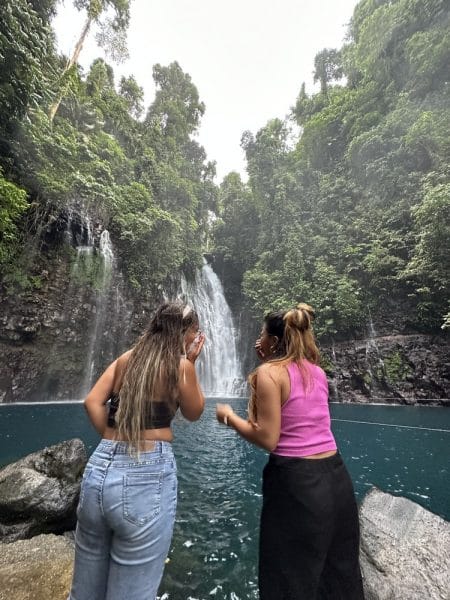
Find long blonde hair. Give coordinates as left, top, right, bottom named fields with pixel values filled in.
left=248, top=303, right=319, bottom=421
left=116, top=301, right=198, bottom=452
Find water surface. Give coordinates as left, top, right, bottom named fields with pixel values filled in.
left=1, top=400, right=448, bottom=599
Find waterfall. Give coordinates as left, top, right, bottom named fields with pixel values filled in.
left=330, top=340, right=340, bottom=401
left=79, top=230, right=115, bottom=396
left=365, top=312, right=386, bottom=396
left=181, top=261, right=245, bottom=397
left=43, top=207, right=133, bottom=401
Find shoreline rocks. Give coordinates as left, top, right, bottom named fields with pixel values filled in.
left=359, top=488, right=450, bottom=599
left=0, top=533, right=74, bottom=600
left=0, top=477, right=448, bottom=599
left=0, top=439, right=86, bottom=543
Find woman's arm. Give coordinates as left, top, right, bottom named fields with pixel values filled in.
left=216, top=364, right=281, bottom=452
left=84, top=360, right=117, bottom=435
left=178, top=357, right=205, bottom=421
left=83, top=351, right=132, bottom=435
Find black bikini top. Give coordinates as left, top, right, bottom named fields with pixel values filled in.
left=107, top=392, right=177, bottom=429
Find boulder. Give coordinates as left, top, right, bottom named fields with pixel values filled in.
left=0, top=439, right=87, bottom=542
left=360, top=488, right=450, bottom=599
left=0, top=533, right=74, bottom=600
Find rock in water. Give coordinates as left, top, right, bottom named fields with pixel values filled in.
left=0, top=439, right=87, bottom=542
left=0, top=533, right=74, bottom=600
left=360, top=488, right=450, bottom=599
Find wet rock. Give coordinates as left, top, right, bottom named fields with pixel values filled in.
left=0, top=439, right=87, bottom=542
left=322, top=333, right=450, bottom=404
left=0, top=533, right=74, bottom=600
left=360, top=488, right=450, bottom=600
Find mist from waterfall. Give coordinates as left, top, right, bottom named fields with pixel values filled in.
left=181, top=261, right=245, bottom=397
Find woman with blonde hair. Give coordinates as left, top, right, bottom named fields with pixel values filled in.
left=216, top=304, right=364, bottom=599
left=69, top=301, right=205, bottom=600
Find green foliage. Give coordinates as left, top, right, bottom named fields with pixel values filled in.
left=147, top=62, right=205, bottom=143
left=0, top=2, right=214, bottom=296
left=319, top=352, right=335, bottom=375
left=0, top=0, right=56, bottom=161
left=383, top=350, right=413, bottom=383
left=1, top=0, right=448, bottom=332
left=70, top=248, right=109, bottom=290
left=313, top=48, right=343, bottom=95
left=0, top=171, right=28, bottom=264
left=214, top=0, right=449, bottom=337
left=110, top=182, right=183, bottom=290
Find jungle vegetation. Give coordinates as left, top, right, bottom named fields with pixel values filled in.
left=1, top=0, right=448, bottom=336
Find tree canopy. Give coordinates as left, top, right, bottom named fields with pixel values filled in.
left=0, top=0, right=448, bottom=336
left=212, top=0, right=449, bottom=336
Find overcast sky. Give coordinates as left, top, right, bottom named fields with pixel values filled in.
left=53, top=0, right=359, bottom=181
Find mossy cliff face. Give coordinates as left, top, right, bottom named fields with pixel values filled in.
left=321, top=334, right=450, bottom=405
left=1, top=245, right=449, bottom=404
left=0, top=251, right=154, bottom=403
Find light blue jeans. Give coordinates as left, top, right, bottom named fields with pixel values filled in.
left=69, top=439, right=177, bottom=600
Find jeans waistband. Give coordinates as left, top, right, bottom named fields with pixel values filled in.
left=97, top=439, right=173, bottom=456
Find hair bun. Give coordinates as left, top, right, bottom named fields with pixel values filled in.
left=283, top=303, right=315, bottom=332
left=296, top=303, right=315, bottom=320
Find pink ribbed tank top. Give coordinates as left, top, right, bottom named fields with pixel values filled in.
left=272, top=360, right=337, bottom=457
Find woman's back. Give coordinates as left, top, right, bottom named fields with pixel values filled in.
left=272, top=360, right=337, bottom=457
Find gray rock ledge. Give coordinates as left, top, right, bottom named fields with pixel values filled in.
left=0, top=439, right=87, bottom=542
left=360, top=487, right=450, bottom=600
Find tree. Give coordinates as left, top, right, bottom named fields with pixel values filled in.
left=119, top=75, right=144, bottom=119
left=146, top=62, right=205, bottom=143
left=313, top=49, right=343, bottom=96
left=48, top=0, right=131, bottom=121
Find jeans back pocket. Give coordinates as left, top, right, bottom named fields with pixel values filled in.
left=123, top=472, right=163, bottom=525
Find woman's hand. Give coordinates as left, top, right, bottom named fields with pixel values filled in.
left=216, top=403, right=234, bottom=425
left=255, top=338, right=266, bottom=361
left=186, top=332, right=206, bottom=363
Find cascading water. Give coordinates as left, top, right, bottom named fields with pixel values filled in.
left=80, top=230, right=115, bottom=396
left=43, top=206, right=133, bottom=401
left=330, top=340, right=340, bottom=401
left=364, top=311, right=387, bottom=397
left=181, top=261, right=245, bottom=397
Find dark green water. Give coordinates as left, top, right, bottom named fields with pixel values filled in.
left=1, top=400, right=449, bottom=600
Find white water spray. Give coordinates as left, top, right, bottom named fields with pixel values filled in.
left=181, top=261, right=245, bottom=397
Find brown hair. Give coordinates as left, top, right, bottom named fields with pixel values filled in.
left=248, top=303, right=320, bottom=421
left=116, top=301, right=198, bottom=452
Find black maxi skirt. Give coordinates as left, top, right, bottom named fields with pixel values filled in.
left=259, top=452, right=365, bottom=600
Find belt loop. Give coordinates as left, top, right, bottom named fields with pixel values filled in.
left=110, top=440, right=118, bottom=457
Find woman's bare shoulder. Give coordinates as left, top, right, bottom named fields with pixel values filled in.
left=117, top=349, right=133, bottom=365
left=257, top=361, right=287, bottom=380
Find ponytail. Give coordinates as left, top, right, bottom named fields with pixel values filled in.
left=283, top=303, right=319, bottom=364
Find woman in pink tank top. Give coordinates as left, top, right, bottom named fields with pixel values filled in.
left=216, top=303, right=364, bottom=600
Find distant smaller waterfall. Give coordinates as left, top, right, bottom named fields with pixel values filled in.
left=181, top=261, right=245, bottom=397
left=43, top=206, right=133, bottom=401
left=80, top=230, right=115, bottom=397
left=329, top=340, right=340, bottom=401
left=364, top=312, right=386, bottom=395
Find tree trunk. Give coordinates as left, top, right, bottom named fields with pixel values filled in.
left=48, top=17, right=92, bottom=122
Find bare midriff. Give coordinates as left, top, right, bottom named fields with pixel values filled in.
left=302, top=450, right=337, bottom=460
left=102, top=425, right=173, bottom=444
